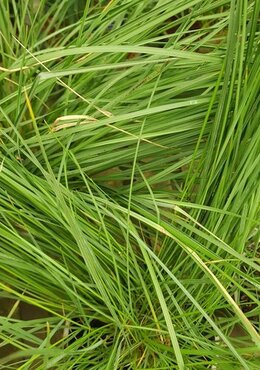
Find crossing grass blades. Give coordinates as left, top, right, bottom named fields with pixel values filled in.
left=0, top=0, right=259, bottom=369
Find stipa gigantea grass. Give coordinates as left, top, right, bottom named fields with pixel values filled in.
left=0, top=0, right=259, bottom=369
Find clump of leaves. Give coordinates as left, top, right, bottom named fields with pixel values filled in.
left=0, top=0, right=259, bottom=369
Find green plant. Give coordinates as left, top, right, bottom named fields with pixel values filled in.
left=0, top=0, right=259, bottom=369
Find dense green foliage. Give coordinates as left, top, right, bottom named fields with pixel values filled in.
left=0, top=0, right=259, bottom=368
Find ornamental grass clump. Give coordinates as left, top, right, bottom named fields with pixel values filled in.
left=0, top=1, right=259, bottom=369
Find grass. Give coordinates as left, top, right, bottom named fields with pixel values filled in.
left=0, top=0, right=259, bottom=369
